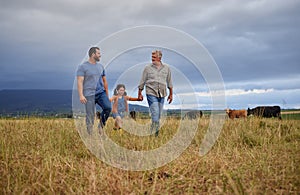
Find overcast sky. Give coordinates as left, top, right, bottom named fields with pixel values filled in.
left=0, top=0, right=299, bottom=109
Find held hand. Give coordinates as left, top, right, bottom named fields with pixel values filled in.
left=80, top=95, right=87, bottom=104
left=138, top=94, right=144, bottom=101
left=167, top=95, right=173, bottom=104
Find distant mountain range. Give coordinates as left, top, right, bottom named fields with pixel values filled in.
left=0, top=90, right=149, bottom=116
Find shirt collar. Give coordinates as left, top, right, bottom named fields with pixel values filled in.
left=151, top=62, right=164, bottom=68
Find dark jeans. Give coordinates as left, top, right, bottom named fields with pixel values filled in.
left=95, top=92, right=111, bottom=126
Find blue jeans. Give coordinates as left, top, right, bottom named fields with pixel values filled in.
left=95, top=92, right=112, bottom=126
left=147, top=95, right=164, bottom=122
left=147, top=95, right=164, bottom=136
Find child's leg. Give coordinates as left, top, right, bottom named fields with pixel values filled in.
left=114, top=118, right=119, bottom=129
left=115, top=116, right=122, bottom=129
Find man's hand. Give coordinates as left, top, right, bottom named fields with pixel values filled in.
left=80, top=95, right=87, bottom=104
left=167, top=94, right=173, bottom=104
left=138, top=89, right=143, bottom=102
left=138, top=95, right=143, bottom=101
left=77, top=76, right=87, bottom=104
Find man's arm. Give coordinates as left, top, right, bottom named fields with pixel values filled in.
left=167, top=66, right=173, bottom=104
left=167, top=87, right=173, bottom=104
left=128, top=96, right=143, bottom=101
left=138, top=89, right=144, bottom=101
left=77, top=76, right=87, bottom=104
left=102, top=76, right=109, bottom=97
left=138, top=67, right=147, bottom=100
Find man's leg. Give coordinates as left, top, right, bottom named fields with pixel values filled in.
left=158, top=97, right=165, bottom=121
left=155, top=97, right=165, bottom=136
left=85, top=95, right=95, bottom=134
left=95, top=92, right=112, bottom=126
left=147, top=95, right=162, bottom=136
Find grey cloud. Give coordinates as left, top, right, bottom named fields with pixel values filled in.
left=0, top=0, right=299, bottom=104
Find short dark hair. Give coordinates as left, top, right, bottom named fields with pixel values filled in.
left=88, top=47, right=100, bottom=57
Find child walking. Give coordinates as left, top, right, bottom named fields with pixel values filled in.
left=110, top=84, right=143, bottom=131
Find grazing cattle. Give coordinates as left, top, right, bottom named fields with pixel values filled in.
left=184, top=110, right=203, bottom=119
left=247, top=106, right=282, bottom=119
left=129, top=111, right=137, bottom=120
left=226, top=109, right=247, bottom=119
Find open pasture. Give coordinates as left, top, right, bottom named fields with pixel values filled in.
left=0, top=116, right=299, bottom=194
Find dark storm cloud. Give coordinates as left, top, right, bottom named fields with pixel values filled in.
left=191, top=0, right=300, bottom=86
left=0, top=0, right=299, bottom=107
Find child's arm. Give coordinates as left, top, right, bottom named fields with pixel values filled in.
left=126, top=96, right=143, bottom=101
left=109, top=95, right=116, bottom=102
left=124, top=96, right=142, bottom=113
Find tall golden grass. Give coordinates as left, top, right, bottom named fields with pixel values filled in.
left=1, top=116, right=299, bottom=194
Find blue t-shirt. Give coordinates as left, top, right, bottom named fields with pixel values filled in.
left=76, top=61, right=105, bottom=96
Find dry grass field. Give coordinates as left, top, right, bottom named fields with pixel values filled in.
left=1, top=115, right=299, bottom=194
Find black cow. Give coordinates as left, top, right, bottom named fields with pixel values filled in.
left=247, top=106, right=282, bottom=119
left=130, top=111, right=137, bottom=120
left=184, top=110, right=203, bottom=119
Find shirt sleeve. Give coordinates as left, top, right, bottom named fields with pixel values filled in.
left=76, top=65, right=85, bottom=76
left=167, top=66, right=173, bottom=88
left=138, top=67, right=147, bottom=90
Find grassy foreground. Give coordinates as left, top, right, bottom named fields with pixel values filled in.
left=0, top=117, right=299, bottom=194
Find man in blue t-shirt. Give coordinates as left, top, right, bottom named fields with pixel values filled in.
left=76, top=47, right=111, bottom=134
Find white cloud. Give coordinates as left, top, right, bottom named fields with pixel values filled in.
left=225, top=88, right=274, bottom=96
left=178, top=88, right=274, bottom=97
left=155, top=88, right=300, bottom=110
